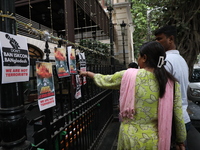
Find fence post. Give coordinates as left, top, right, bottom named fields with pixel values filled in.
left=0, top=0, right=30, bottom=149
left=107, top=5, right=115, bottom=73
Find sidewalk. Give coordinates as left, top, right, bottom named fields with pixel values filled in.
left=187, top=125, right=200, bottom=149
left=187, top=101, right=200, bottom=149
left=96, top=106, right=120, bottom=150
left=96, top=120, right=120, bottom=150
left=97, top=101, right=200, bottom=150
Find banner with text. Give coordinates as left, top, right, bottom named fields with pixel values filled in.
left=75, top=74, right=81, bottom=99
left=79, top=52, right=87, bottom=85
left=36, top=62, right=56, bottom=111
left=0, top=31, right=30, bottom=84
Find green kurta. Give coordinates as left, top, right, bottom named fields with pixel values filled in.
left=94, top=69, right=186, bottom=150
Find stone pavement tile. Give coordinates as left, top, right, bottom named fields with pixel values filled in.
left=96, top=121, right=120, bottom=150
left=111, top=133, right=118, bottom=150
left=187, top=125, right=200, bottom=150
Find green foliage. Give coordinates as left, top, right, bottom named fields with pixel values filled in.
left=79, top=39, right=110, bottom=55
left=131, top=0, right=200, bottom=76
left=131, top=0, right=160, bottom=57
left=79, top=39, right=110, bottom=64
left=131, top=1, right=147, bottom=55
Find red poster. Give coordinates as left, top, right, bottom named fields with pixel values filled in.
left=67, top=46, right=77, bottom=74
left=36, top=62, right=56, bottom=111
left=54, top=47, right=70, bottom=78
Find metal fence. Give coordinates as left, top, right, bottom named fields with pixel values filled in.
left=25, top=55, right=124, bottom=150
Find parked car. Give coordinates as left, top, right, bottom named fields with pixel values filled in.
left=187, top=67, right=200, bottom=104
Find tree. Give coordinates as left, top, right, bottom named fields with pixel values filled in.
left=131, top=0, right=161, bottom=58
left=131, top=1, right=149, bottom=58
left=131, top=0, right=200, bottom=76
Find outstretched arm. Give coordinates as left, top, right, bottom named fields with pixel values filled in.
left=79, top=70, right=95, bottom=79
left=78, top=70, right=125, bottom=90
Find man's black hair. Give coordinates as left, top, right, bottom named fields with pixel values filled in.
left=154, top=25, right=177, bottom=43
left=128, top=62, right=138, bottom=68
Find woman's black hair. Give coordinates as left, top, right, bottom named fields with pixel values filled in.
left=139, top=41, right=176, bottom=98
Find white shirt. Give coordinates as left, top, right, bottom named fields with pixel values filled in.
left=165, top=50, right=190, bottom=124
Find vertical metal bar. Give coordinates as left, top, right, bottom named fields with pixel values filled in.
left=78, top=117, right=82, bottom=150
left=40, top=40, right=54, bottom=150
left=122, top=33, right=126, bottom=66
left=107, top=6, right=114, bottom=73
left=44, top=41, right=50, bottom=62
left=0, top=0, right=30, bottom=149
left=64, top=0, right=75, bottom=43
left=86, top=111, right=90, bottom=149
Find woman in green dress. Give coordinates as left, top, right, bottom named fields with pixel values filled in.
left=79, top=41, right=186, bottom=150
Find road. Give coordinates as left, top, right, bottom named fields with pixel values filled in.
left=187, top=100, right=200, bottom=149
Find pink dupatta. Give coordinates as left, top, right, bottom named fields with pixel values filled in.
left=119, top=68, right=138, bottom=120
left=158, top=80, right=174, bottom=150
left=119, top=68, right=174, bottom=150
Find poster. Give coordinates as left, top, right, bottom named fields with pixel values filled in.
left=79, top=53, right=87, bottom=85
left=67, top=46, right=77, bottom=74
left=0, top=31, right=30, bottom=84
left=54, top=47, right=70, bottom=78
left=75, top=74, right=81, bottom=99
left=36, top=62, right=56, bottom=111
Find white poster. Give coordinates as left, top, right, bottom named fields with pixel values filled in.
left=0, top=31, right=30, bottom=84
left=79, top=53, right=87, bottom=85
left=75, top=74, right=81, bottom=99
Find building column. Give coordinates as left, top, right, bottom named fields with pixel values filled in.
left=64, top=0, right=75, bottom=43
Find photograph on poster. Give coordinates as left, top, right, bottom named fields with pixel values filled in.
left=54, top=47, right=70, bottom=78
left=36, top=62, right=56, bottom=111
left=67, top=46, right=77, bottom=74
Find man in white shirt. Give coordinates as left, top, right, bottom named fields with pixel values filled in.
left=155, top=25, right=191, bottom=149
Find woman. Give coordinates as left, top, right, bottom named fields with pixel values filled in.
left=79, top=41, right=186, bottom=150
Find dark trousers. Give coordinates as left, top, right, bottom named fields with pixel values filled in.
left=170, top=122, right=191, bottom=150
left=185, top=122, right=191, bottom=150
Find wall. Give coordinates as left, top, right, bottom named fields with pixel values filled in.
left=112, top=1, right=135, bottom=67
left=20, top=35, right=63, bottom=60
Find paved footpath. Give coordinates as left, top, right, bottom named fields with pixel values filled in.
left=187, top=101, right=200, bottom=150
left=97, top=101, right=200, bottom=150
left=187, top=125, right=200, bottom=150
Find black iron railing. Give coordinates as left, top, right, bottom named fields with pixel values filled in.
left=25, top=57, right=124, bottom=150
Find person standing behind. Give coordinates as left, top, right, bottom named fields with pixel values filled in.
left=155, top=25, right=191, bottom=148
left=128, top=62, right=138, bottom=68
